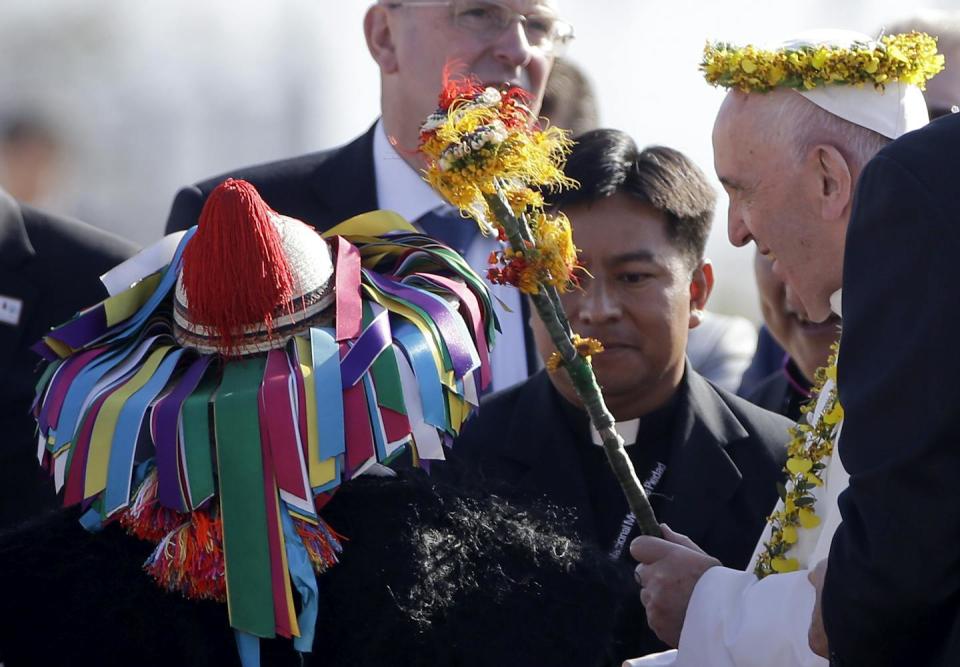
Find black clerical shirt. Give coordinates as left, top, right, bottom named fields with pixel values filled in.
left=556, top=388, right=680, bottom=563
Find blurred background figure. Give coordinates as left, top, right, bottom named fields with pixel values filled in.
left=686, top=310, right=757, bottom=392
left=540, top=57, right=599, bottom=135
left=886, top=10, right=960, bottom=119
left=743, top=250, right=839, bottom=421
left=0, top=113, right=63, bottom=209
left=0, top=187, right=138, bottom=530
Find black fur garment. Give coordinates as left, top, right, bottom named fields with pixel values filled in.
left=0, top=472, right=629, bottom=667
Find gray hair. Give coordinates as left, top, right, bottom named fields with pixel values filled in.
left=773, top=91, right=891, bottom=173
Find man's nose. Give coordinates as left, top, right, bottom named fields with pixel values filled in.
left=727, top=206, right=753, bottom=248
left=577, top=281, right=622, bottom=324
left=492, top=18, right=535, bottom=69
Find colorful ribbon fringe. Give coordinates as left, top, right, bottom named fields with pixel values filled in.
left=31, top=211, right=497, bottom=656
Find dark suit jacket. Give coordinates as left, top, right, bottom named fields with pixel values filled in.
left=824, top=112, right=960, bottom=666
left=744, top=358, right=811, bottom=422
left=165, top=125, right=378, bottom=235
left=447, top=367, right=790, bottom=660
left=0, top=192, right=138, bottom=529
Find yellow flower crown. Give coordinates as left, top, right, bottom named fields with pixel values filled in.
left=702, top=31, right=944, bottom=93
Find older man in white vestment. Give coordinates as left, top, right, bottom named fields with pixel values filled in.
left=625, top=30, right=940, bottom=667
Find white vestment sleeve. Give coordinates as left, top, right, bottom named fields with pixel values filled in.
left=625, top=389, right=847, bottom=667
left=623, top=567, right=826, bottom=667
left=678, top=566, right=826, bottom=667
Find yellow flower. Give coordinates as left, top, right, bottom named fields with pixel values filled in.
left=546, top=353, right=564, bottom=372
left=786, top=457, right=813, bottom=475
left=798, top=508, right=821, bottom=529
left=545, top=334, right=603, bottom=371
left=823, top=402, right=844, bottom=425
left=529, top=212, right=579, bottom=292
left=782, top=525, right=799, bottom=544
left=810, top=49, right=829, bottom=70
left=766, top=65, right=786, bottom=86
left=771, top=557, right=800, bottom=573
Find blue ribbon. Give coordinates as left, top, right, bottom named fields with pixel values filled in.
left=310, top=328, right=346, bottom=460
left=392, top=320, right=448, bottom=431
left=51, top=340, right=142, bottom=457
left=233, top=631, right=261, bottom=667
left=280, top=504, right=319, bottom=654
left=362, top=373, right=389, bottom=461
left=104, top=227, right=196, bottom=344
left=103, top=348, right=185, bottom=515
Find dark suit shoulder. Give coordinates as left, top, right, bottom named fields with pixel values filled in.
left=717, top=381, right=792, bottom=430
left=165, top=146, right=343, bottom=235
left=165, top=126, right=378, bottom=234
left=865, top=113, right=960, bottom=209
left=21, top=205, right=139, bottom=266
left=163, top=147, right=336, bottom=235
left=713, top=381, right=792, bottom=457
left=744, top=370, right=789, bottom=409
left=877, top=112, right=960, bottom=167
left=16, top=207, right=139, bottom=330
left=191, top=146, right=342, bottom=196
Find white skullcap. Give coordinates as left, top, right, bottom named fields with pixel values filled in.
left=780, top=29, right=930, bottom=139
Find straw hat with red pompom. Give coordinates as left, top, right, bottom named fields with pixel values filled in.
left=30, top=178, right=498, bottom=666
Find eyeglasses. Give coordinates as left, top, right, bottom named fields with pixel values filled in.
left=384, top=0, right=575, bottom=53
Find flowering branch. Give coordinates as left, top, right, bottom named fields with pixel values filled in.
left=419, top=77, right=660, bottom=537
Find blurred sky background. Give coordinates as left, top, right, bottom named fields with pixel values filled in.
left=1, top=0, right=956, bottom=321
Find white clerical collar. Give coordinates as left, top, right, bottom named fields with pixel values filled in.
left=589, top=419, right=640, bottom=447
left=372, top=118, right=446, bottom=223
left=829, top=289, right=843, bottom=317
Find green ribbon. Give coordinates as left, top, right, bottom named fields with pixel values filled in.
left=362, top=302, right=407, bottom=415
left=214, top=357, right=275, bottom=638
left=180, top=371, right=219, bottom=508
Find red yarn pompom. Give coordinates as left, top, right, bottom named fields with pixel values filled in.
left=180, top=178, right=295, bottom=356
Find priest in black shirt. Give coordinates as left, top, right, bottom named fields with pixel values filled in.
left=446, top=129, right=791, bottom=661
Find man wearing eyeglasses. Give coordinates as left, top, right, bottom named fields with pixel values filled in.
left=164, top=0, right=573, bottom=393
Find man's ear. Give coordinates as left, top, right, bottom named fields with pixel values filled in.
left=688, top=259, right=714, bottom=329
left=364, top=5, right=399, bottom=74
left=811, top=144, right=852, bottom=222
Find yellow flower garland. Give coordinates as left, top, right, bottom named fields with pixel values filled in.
left=754, top=343, right=842, bottom=578
left=702, top=32, right=944, bottom=93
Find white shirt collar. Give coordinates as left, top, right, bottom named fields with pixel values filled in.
left=372, top=118, right=446, bottom=222
left=589, top=419, right=640, bottom=447
left=829, top=289, right=843, bottom=317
